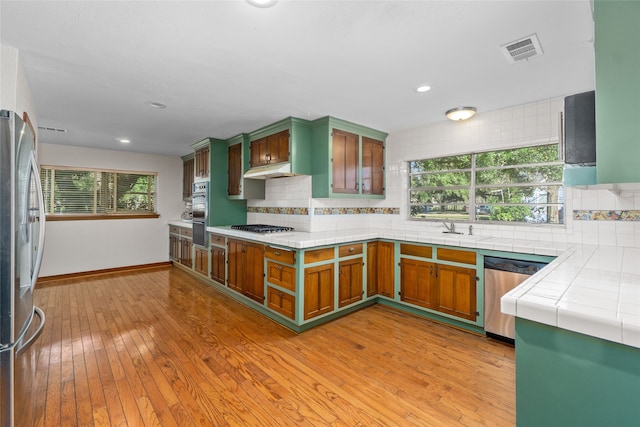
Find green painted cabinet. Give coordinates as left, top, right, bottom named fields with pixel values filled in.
left=595, top=1, right=640, bottom=183
left=207, top=138, right=248, bottom=225
left=515, top=318, right=640, bottom=427
left=310, top=116, right=387, bottom=198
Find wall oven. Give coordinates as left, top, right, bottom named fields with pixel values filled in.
left=191, top=181, right=208, bottom=247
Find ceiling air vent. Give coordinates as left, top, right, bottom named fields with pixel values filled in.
left=501, top=33, right=543, bottom=64
left=38, top=126, right=68, bottom=133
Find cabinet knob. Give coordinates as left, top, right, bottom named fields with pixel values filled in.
left=348, top=247, right=355, bottom=252
left=274, top=251, right=281, bottom=256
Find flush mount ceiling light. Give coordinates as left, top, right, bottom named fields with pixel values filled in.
left=246, top=0, right=277, bottom=7
left=415, top=84, right=432, bottom=93
left=446, top=107, right=477, bottom=121
left=146, top=101, right=167, bottom=109
left=117, top=138, right=131, bottom=144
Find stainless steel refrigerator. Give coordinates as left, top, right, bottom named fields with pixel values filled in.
left=0, top=110, right=46, bottom=427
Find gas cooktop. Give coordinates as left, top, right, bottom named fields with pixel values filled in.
left=230, top=224, right=295, bottom=234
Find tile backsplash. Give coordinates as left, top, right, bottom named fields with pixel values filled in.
left=246, top=96, right=640, bottom=248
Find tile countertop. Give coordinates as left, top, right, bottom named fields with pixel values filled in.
left=501, top=244, right=640, bottom=349
left=168, top=221, right=640, bottom=349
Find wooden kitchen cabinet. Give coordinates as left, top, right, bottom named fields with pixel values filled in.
left=210, top=233, right=226, bottom=284
left=182, top=154, right=194, bottom=201
left=310, top=116, right=387, bottom=199
left=169, top=234, right=180, bottom=261
left=435, top=264, right=477, bottom=321
left=227, top=142, right=242, bottom=197
left=361, top=137, right=384, bottom=195
left=367, top=241, right=394, bottom=298
left=332, top=129, right=359, bottom=194
left=303, top=263, right=334, bottom=320
left=266, top=261, right=296, bottom=292
left=169, top=225, right=193, bottom=268
left=210, top=246, right=225, bottom=284
left=226, top=133, right=265, bottom=200
left=194, top=247, right=208, bottom=276
left=250, top=129, right=290, bottom=167
left=338, top=258, right=363, bottom=308
left=265, top=245, right=297, bottom=320
left=267, top=286, right=296, bottom=320
left=194, top=146, right=209, bottom=179
left=227, top=238, right=265, bottom=303
left=400, top=258, right=437, bottom=309
left=181, top=238, right=193, bottom=268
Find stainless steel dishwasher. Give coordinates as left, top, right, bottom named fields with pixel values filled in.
left=484, top=256, right=548, bottom=343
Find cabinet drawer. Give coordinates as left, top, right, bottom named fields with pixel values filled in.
left=267, top=286, right=296, bottom=320
left=304, top=247, right=335, bottom=264
left=266, top=261, right=296, bottom=292
left=181, top=228, right=193, bottom=238
left=338, top=243, right=363, bottom=258
left=210, top=233, right=225, bottom=246
left=169, top=225, right=181, bottom=234
left=400, top=243, right=432, bottom=259
left=436, top=247, right=476, bottom=265
left=265, top=246, right=296, bottom=264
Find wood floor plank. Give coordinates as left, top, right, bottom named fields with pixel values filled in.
left=31, top=267, right=515, bottom=426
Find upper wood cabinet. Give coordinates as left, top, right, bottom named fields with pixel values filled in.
left=332, top=129, right=359, bottom=194
left=250, top=129, right=290, bottom=167
left=181, top=154, right=194, bottom=201
left=361, top=137, right=384, bottom=195
left=310, top=116, right=387, bottom=198
left=245, top=117, right=313, bottom=178
left=192, top=139, right=210, bottom=179
left=227, top=142, right=242, bottom=197
left=227, top=133, right=265, bottom=200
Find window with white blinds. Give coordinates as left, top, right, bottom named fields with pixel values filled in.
left=40, top=166, right=158, bottom=219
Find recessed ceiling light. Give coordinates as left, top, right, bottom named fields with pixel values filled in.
left=416, top=85, right=432, bottom=93
left=246, top=0, right=277, bottom=8
left=118, top=138, right=131, bottom=144
left=146, top=101, right=167, bottom=109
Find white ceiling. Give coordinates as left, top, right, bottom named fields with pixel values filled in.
left=1, top=0, right=595, bottom=157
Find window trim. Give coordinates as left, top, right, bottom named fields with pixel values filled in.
left=408, top=144, right=564, bottom=225
left=41, top=165, right=159, bottom=221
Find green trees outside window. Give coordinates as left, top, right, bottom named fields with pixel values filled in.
left=40, top=167, right=157, bottom=216
left=409, top=144, right=564, bottom=224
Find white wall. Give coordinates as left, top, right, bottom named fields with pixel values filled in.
left=38, top=143, right=184, bottom=277
left=1, top=44, right=38, bottom=129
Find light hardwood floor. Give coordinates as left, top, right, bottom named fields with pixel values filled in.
left=29, top=267, right=515, bottom=426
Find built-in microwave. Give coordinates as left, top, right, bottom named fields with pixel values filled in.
left=192, top=182, right=208, bottom=221
left=192, top=182, right=208, bottom=247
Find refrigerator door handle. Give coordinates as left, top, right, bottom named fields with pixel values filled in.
left=15, top=306, right=45, bottom=356
left=29, top=151, right=46, bottom=292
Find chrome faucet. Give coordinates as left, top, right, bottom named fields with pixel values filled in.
left=442, top=222, right=463, bottom=234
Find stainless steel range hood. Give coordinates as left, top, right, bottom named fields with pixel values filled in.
left=244, top=162, right=295, bottom=180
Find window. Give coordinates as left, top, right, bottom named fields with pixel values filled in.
left=40, top=166, right=159, bottom=220
left=409, top=144, right=564, bottom=224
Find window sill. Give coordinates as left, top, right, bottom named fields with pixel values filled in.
left=45, top=213, right=160, bottom=221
